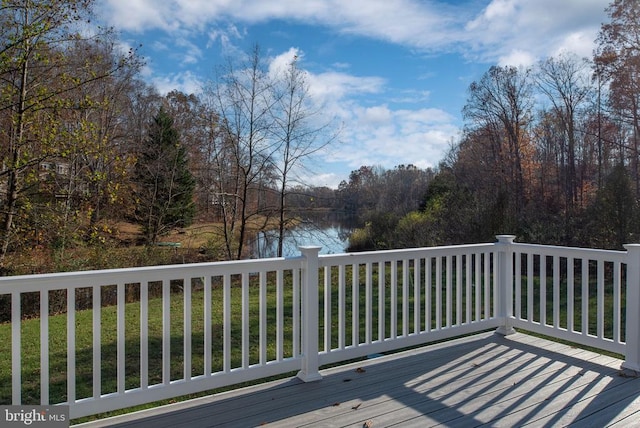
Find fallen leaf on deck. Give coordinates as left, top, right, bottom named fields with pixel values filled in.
left=355, top=367, right=366, bottom=373
left=352, top=403, right=362, bottom=410
left=363, top=420, right=373, bottom=427
left=333, top=402, right=341, bottom=407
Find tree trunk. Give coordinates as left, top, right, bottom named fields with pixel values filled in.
left=0, top=32, right=30, bottom=265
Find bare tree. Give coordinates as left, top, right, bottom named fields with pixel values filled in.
left=535, top=53, right=593, bottom=242
left=595, top=0, right=640, bottom=195
left=204, top=44, right=277, bottom=259
left=536, top=53, right=591, bottom=206
left=463, top=66, right=534, bottom=230
left=269, top=54, right=336, bottom=257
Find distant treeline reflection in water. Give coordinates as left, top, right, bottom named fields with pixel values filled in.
left=253, top=213, right=356, bottom=258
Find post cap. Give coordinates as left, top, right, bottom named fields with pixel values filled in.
left=299, top=246, right=322, bottom=256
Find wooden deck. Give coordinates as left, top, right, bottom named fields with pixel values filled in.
left=76, top=332, right=640, bottom=427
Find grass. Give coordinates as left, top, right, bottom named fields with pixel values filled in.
left=320, top=260, right=494, bottom=349
left=513, top=256, right=626, bottom=342
left=0, top=274, right=298, bottom=422
left=2, top=220, right=247, bottom=276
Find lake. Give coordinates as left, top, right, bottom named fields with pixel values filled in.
left=253, top=220, right=353, bottom=258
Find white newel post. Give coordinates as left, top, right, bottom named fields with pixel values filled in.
left=297, top=246, right=323, bottom=382
left=622, top=244, right=640, bottom=376
left=495, top=235, right=516, bottom=336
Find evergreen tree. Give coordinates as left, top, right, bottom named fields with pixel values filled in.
left=134, top=108, right=196, bottom=244
left=587, top=164, right=637, bottom=249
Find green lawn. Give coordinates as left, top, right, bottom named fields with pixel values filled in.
left=0, top=275, right=298, bottom=410
left=513, top=256, right=626, bottom=341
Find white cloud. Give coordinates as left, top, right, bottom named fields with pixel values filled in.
left=498, top=49, right=537, bottom=68
left=151, top=40, right=169, bottom=52
left=100, top=0, right=606, bottom=183
left=362, top=105, right=393, bottom=125
left=332, top=62, right=350, bottom=70
left=207, top=25, right=246, bottom=59
left=464, top=0, right=606, bottom=63
left=100, top=0, right=177, bottom=32
left=554, top=31, right=598, bottom=59
left=267, top=47, right=301, bottom=78
left=102, top=0, right=607, bottom=69
left=307, top=71, right=385, bottom=104
left=101, top=0, right=466, bottom=51
left=171, top=37, right=204, bottom=66
left=326, top=103, right=459, bottom=171
left=151, top=71, right=203, bottom=95
left=303, top=172, right=342, bottom=188
left=261, top=55, right=459, bottom=181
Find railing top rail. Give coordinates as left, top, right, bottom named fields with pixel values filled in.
left=2, top=238, right=635, bottom=294
left=510, top=242, right=627, bottom=261
left=318, top=242, right=496, bottom=265
left=0, top=256, right=304, bottom=293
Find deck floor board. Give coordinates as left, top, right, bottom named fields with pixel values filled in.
left=76, top=332, right=640, bottom=427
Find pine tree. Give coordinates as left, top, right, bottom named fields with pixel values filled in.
left=134, top=108, right=196, bottom=244
left=589, top=164, right=637, bottom=249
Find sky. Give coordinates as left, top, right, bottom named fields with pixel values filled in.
left=99, top=0, right=611, bottom=188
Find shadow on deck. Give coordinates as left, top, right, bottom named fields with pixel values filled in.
left=76, top=332, right=640, bottom=427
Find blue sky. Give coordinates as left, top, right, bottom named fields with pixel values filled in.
left=99, top=0, right=609, bottom=188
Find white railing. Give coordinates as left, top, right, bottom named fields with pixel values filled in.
left=0, top=236, right=638, bottom=419
left=311, top=242, right=499, bottom=369
left=501, top=236, right=640, bottom=374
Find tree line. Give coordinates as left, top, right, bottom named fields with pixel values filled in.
left=343, top=0, right=640, bottom=251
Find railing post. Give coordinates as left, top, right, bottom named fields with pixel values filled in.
left=622, top=244, right=640, bottom=376
left=297, top=246, right=323, bottom=382
left=495, top=235, right=516, bottom=336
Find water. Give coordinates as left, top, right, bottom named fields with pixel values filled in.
left=254, top=221, right=352, bottom=258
